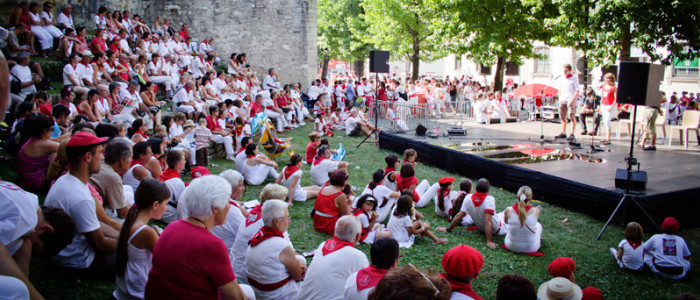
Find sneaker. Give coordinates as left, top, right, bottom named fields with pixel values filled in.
left=292, top=123, right=299, bottom=128
left=225, top=154, right=236, bottom=161
left=610, top=247, right=617, bottom=257
left=580, top=130, right=588, bottom=135
left=299, top=121, right=306, bottom=126
left=555, top=132, right=567, bottom=139
left=643, top=146, right=656, bottom=151
left=567, top=134, right=575, bottom=141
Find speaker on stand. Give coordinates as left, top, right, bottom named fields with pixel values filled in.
left=357, top=50, right=390, bottom=150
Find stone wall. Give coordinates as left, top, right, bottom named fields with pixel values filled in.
left=2, top=0, right=318, bottom=88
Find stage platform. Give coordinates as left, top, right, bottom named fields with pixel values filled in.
left=375, top=117, right=700, bottom=229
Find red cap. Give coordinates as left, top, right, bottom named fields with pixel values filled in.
left=548, top=257, right=575, bottom=279
left=442, top=244, right=483, bottom=277
left=661, top=217, right=679, bottom=234
left=581, top=286, right=603, bottom=300
left=438, top=177, right=455, bottom=184
left=113, top=36, right=121, bottom=41
left=38, top=103, right=53, bottom=116
left=66, top=132, right=108, bottom=148
left=191, top=166, right=210, bottom=179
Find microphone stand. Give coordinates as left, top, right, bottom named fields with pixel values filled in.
left=535, top=75, right=561, bottom=143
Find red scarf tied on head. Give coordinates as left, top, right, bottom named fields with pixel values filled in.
left=356, top=265, right=389, bottom=291
left=312, top=156, right=326, bottom=166
left=321, top=236, right=355, bottom=255
left=471, top=192, right=489, bottom=207
left=249, top=226, right=284, bottom=247
left=283, top=166, right=299, bottom=180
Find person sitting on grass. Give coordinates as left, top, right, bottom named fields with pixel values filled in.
left=387, top=195, right=447, bottom=248
left=344, top=238, right=400, bottom=299
left=310, top=145, right=348, bottom=187
left=242, top=143, right=279, bottom=186
left=434, top=177, right=458, bottom=218
left=17, top=114, right=60, bottom=193
left=438, top=178, right=504, bottom=249
left=122, top=142, right=153, bottom=191
left=503, top=186, right=543, bottom=254
left=496, top=274, right=537, bottom=300
left=301, top=216, right=369, bottom=300
left=235, top=136, right=252, bottom=174
left=440, top=244, right=484, bottom=300
left=644, top=217, right=692, bottom=279
left=276, top=154, right=322, bottom=206
left=345, top=107, right=374, bottom=137
left=113, top=178, right=170, bottom=300
left=352, top=194, right=392, bottom=244
left=359, top=169, right=401, bottom=223
left=548, top=257, right=577, bottom=283
left=395, top=163, right=438, bottom=208
left=313, top=171, right=352, bottom=235
left=369, top=264, right=451, bottom=300
left=158, top=150, right=187, bottom=224
left=210, top=170, right=248, bottom=253
left=382, top=154, right=400, bottom=192
left=403, top=148, right=417, bottom=166
left=305, top=131, right=321, bottom=164
left=609, top=221, right=645, bottom=272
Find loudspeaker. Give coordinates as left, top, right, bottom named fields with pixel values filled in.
left=617, top=62, right=664, bottom=107
left=505, top=62, right=519, bottom=76
left=615, top=169, right=647, bottom=192
left=480, top=64, right=492, bottom=75
left=600, top=65, right=618, bottom=81
left=415, top=124, right=427, bottom=136
left=369, top=50, right=390, bottom=73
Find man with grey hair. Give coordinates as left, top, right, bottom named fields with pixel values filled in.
left=10, top=52, right=39, bottom=98
left=300, top=215, right=369, bottom=300
left=56, top=4, right=74, bottom=30
left=90, top=138, right=134, bottom=220
left=211, top=170, right=249, bottom=252
left=246, top=199, right=306, bottom=299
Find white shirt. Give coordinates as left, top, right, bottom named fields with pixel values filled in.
left=617, top=239, right=645, bottom=270
left=310, top=158, right=340, bottom=186
left=57, top=12, right=74, bottom=29
left=359, top=185, right=396, bottom=220
left=308, top=85, right=322, bottom=100
left=387, top=214, right=412, bottom=243
left=44, top=173, right=100, bottom=269
left=644, top=233, right=691, bottom=268
left=246, top=236, right=299, bottom=300
left=345, top=116, right=359, bottom=135
left=191, top=57, right=206, bottom=78
left=0, top=181, right=39, bottom=256
left=559, top=74, right=580, bottom=103
left=300, top=241, right=368, bottom=300
left=210, top=202, right=245, bottom=251
left=263, top=74, right=279, bottom=90
left=343, top=271, right=374, bottom=300
left=460, top=194, right=503, bottom=234
left=10, top=64, right=36, bottom=97
left=172, top=87, right=192, bottom=105
left=63, top=63, right=80, bottom=86
left=79, top=63, right=94, bottom=84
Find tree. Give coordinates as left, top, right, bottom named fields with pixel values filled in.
left=362, top=0, right=445, bottom=80
left=317, top=0, right=373, bottom=78
left=544, top=0, right=700, bottom=65
left=434, top=0, right=553, bottom=91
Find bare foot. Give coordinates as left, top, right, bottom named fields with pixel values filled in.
left=436, top=227, right=447, bottom=232
left=434, top=238, right=448, bottom=245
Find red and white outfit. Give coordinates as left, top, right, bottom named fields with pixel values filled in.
left=387, top=210, right=415, bottom=248
left=313, top=189, right=343, bottom=235
left=600, top=85, right=617, bottom=130
left=243, top=154, right=279, bottom=186
left=343, top=265, right=389, bottom=300
left=300, top=237, right=369, bottom=300
left=158, top=168, right=186, bottom=224
left=262, top=98, right=289, bottom=132
left=246, top=227, right=300, bottom=299
left=280, top=166, right=307, bottom=201
left=503, top=204, right=542, bottom=253
left=643, top=233, right=691, bottom=279
left=359, top=184, right=397, bottom=223
left=611, top=239, right=644, bottom=271
left=395, top=175, right=439, bottom=208
left=460, top=193, right=505, bottom=235
left=210, top=199, right=245, bottom=252
left=309, top=157, right=340, bottom=187
left=434, top=188, right=459, bottom=218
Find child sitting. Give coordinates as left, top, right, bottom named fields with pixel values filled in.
left=232, top=116, right=251, bottom=152
left=644, top=217, right=692, bottom=279
left=387, top=194, right=447, bottom=248
left=610, top=222, right=645, bottom=271
left=352, top=194, right=391, bottom=244
left=193, top=118, right=212, bottom=167
left=403, top=148, right=417, bottom=166
left=330, top=107, right=344, bottom=130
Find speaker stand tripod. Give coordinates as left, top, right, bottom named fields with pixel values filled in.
left=596, top=105, right=660, bottom=239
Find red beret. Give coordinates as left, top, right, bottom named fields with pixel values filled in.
left=661, top=217, right=679, bottom=234
left=438, top=177, right=455, bottom=184
left=548, top=257, right=575, bottom=279
left=191, top=166, right=210, bottom=179
left=66, top=132, right=108, bottom=148
left=442, top=244, right=483, bottom=277
left=581, top=286, right=603, bottom=300
left=38, top=103, right=52, bottom=116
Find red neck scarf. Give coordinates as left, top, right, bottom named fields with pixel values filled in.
left=439, top=274, right=483, bottom=300
left=312, top=156, right=326, bottom=166
left=245, top=205, right=262, bottom=227
left=403, top=159, right=415, bottom=166
left=246, top=154, right=255, bottom=159
left=130, top=159, right=145, bottom=167
left=134, top=130, right=148, bottom=139
left=236, top=147, right=246, bottom=155
left=628, top=239, right=643, bottom=249
left=321, top=236, right=355, bottom=255
left=234, top=124, right=245, bottom=135
left=384, top=167, right=395, bottom=175
left=566, top=73, right=573, bottom=79
left=471, top=192, right=489, bottom=207
left=512, top=203, right=531, bottom=213
left=439, top=187, right=451, bottom=199
left=283, top=165, right=299, bottom=180
left=249, top=226, right=284, bottom=247
left=159, top=168, right=181, bottom=182
left=356, top=265, right=389, bottom=291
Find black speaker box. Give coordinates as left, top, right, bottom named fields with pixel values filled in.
left=617, top=62, right=664, bottom=107
left=615, top=169, right=647, bottom=192
left=415, top=124, right=427, bottom=136
left=369, top=50, right=390, bottom=73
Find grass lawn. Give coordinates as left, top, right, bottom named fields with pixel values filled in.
left=2, top=121, right=699, bottom=299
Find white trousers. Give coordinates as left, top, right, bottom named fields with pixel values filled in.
left=31, top=26, right=53, bottom=50
left=0, top=276, right=29, bottom=300
left=265, top=109, right=288, bottom=131
left=211, top=134, right=234, bottom=155
left=42, top=25, right=63, bottom=38
left=414, top=181, right=440, bottom=208
left=149, top=75, right=174, bottom=92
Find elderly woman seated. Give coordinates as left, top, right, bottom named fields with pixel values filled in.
left=144, top=175, right=250, bottom=300
left=246, top=199, right=306, bottom=299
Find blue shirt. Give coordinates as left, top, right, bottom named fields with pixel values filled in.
left=346, top=83, right=355, bottom=101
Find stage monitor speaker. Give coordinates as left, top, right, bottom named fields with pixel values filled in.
left=615, top=169, right=647, bottom=192
left=617, top=62, right=664, bottom=107
left=415, top=124, right=427, bottom=136
left=505, top=62, right=519, bottom=76
left=600, top=65, right=618, bottom=80
left=369, top=50, right=390, bottom=73
left=480, top=64, right=492, bottom=75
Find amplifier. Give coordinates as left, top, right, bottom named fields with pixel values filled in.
left=615, top=169, right=647, bottom=193
left=447, top=127, right=467, bottom=135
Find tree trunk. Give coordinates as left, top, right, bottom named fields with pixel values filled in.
left=619, top=21, right=632, bottom=62
left=411, top=35, right=420, bottom=81
left=493, top=55, right=505, bottom=92
left=354, top=60, right=365, bottom=79
left=321, top=58, right=330, bottom=80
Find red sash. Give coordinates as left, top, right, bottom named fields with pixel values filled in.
left=321, top=236, right=355, bottom=255
left=247, top=276, right=292, bottom=292
left=158, top=168, right=181, bottom=182
left=245, top=205, right=262, bottom=226
left=283, top=166, right=299, bottom=180
left=249, top=226, right=284, bottom=247
left=439, top=274, right=483, bottom=300
left=356, top=265, right=389, bottom=291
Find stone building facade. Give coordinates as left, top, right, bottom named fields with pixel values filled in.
left=3, top=0, right=318, bottom=88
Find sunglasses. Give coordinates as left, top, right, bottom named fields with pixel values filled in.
left=408, top=263, right=440, bottom=297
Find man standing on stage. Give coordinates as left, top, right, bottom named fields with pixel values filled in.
left=555, top=64, right=580, bottom=141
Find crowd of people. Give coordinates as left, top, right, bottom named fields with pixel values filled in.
left=0, top=3, right=697, bottom=300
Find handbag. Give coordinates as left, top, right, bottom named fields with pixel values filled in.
left=10, top=72, right=22, bottom=94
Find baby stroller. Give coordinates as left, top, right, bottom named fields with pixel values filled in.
left=258, top=118, right=293, bottom=159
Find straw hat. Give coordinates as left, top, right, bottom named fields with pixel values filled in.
left=537, top=277, right=582, bottom=300
left=183, top=120, right=195, bottom=128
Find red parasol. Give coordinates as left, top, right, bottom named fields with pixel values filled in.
left=511, top=84, right=558, bottom=98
